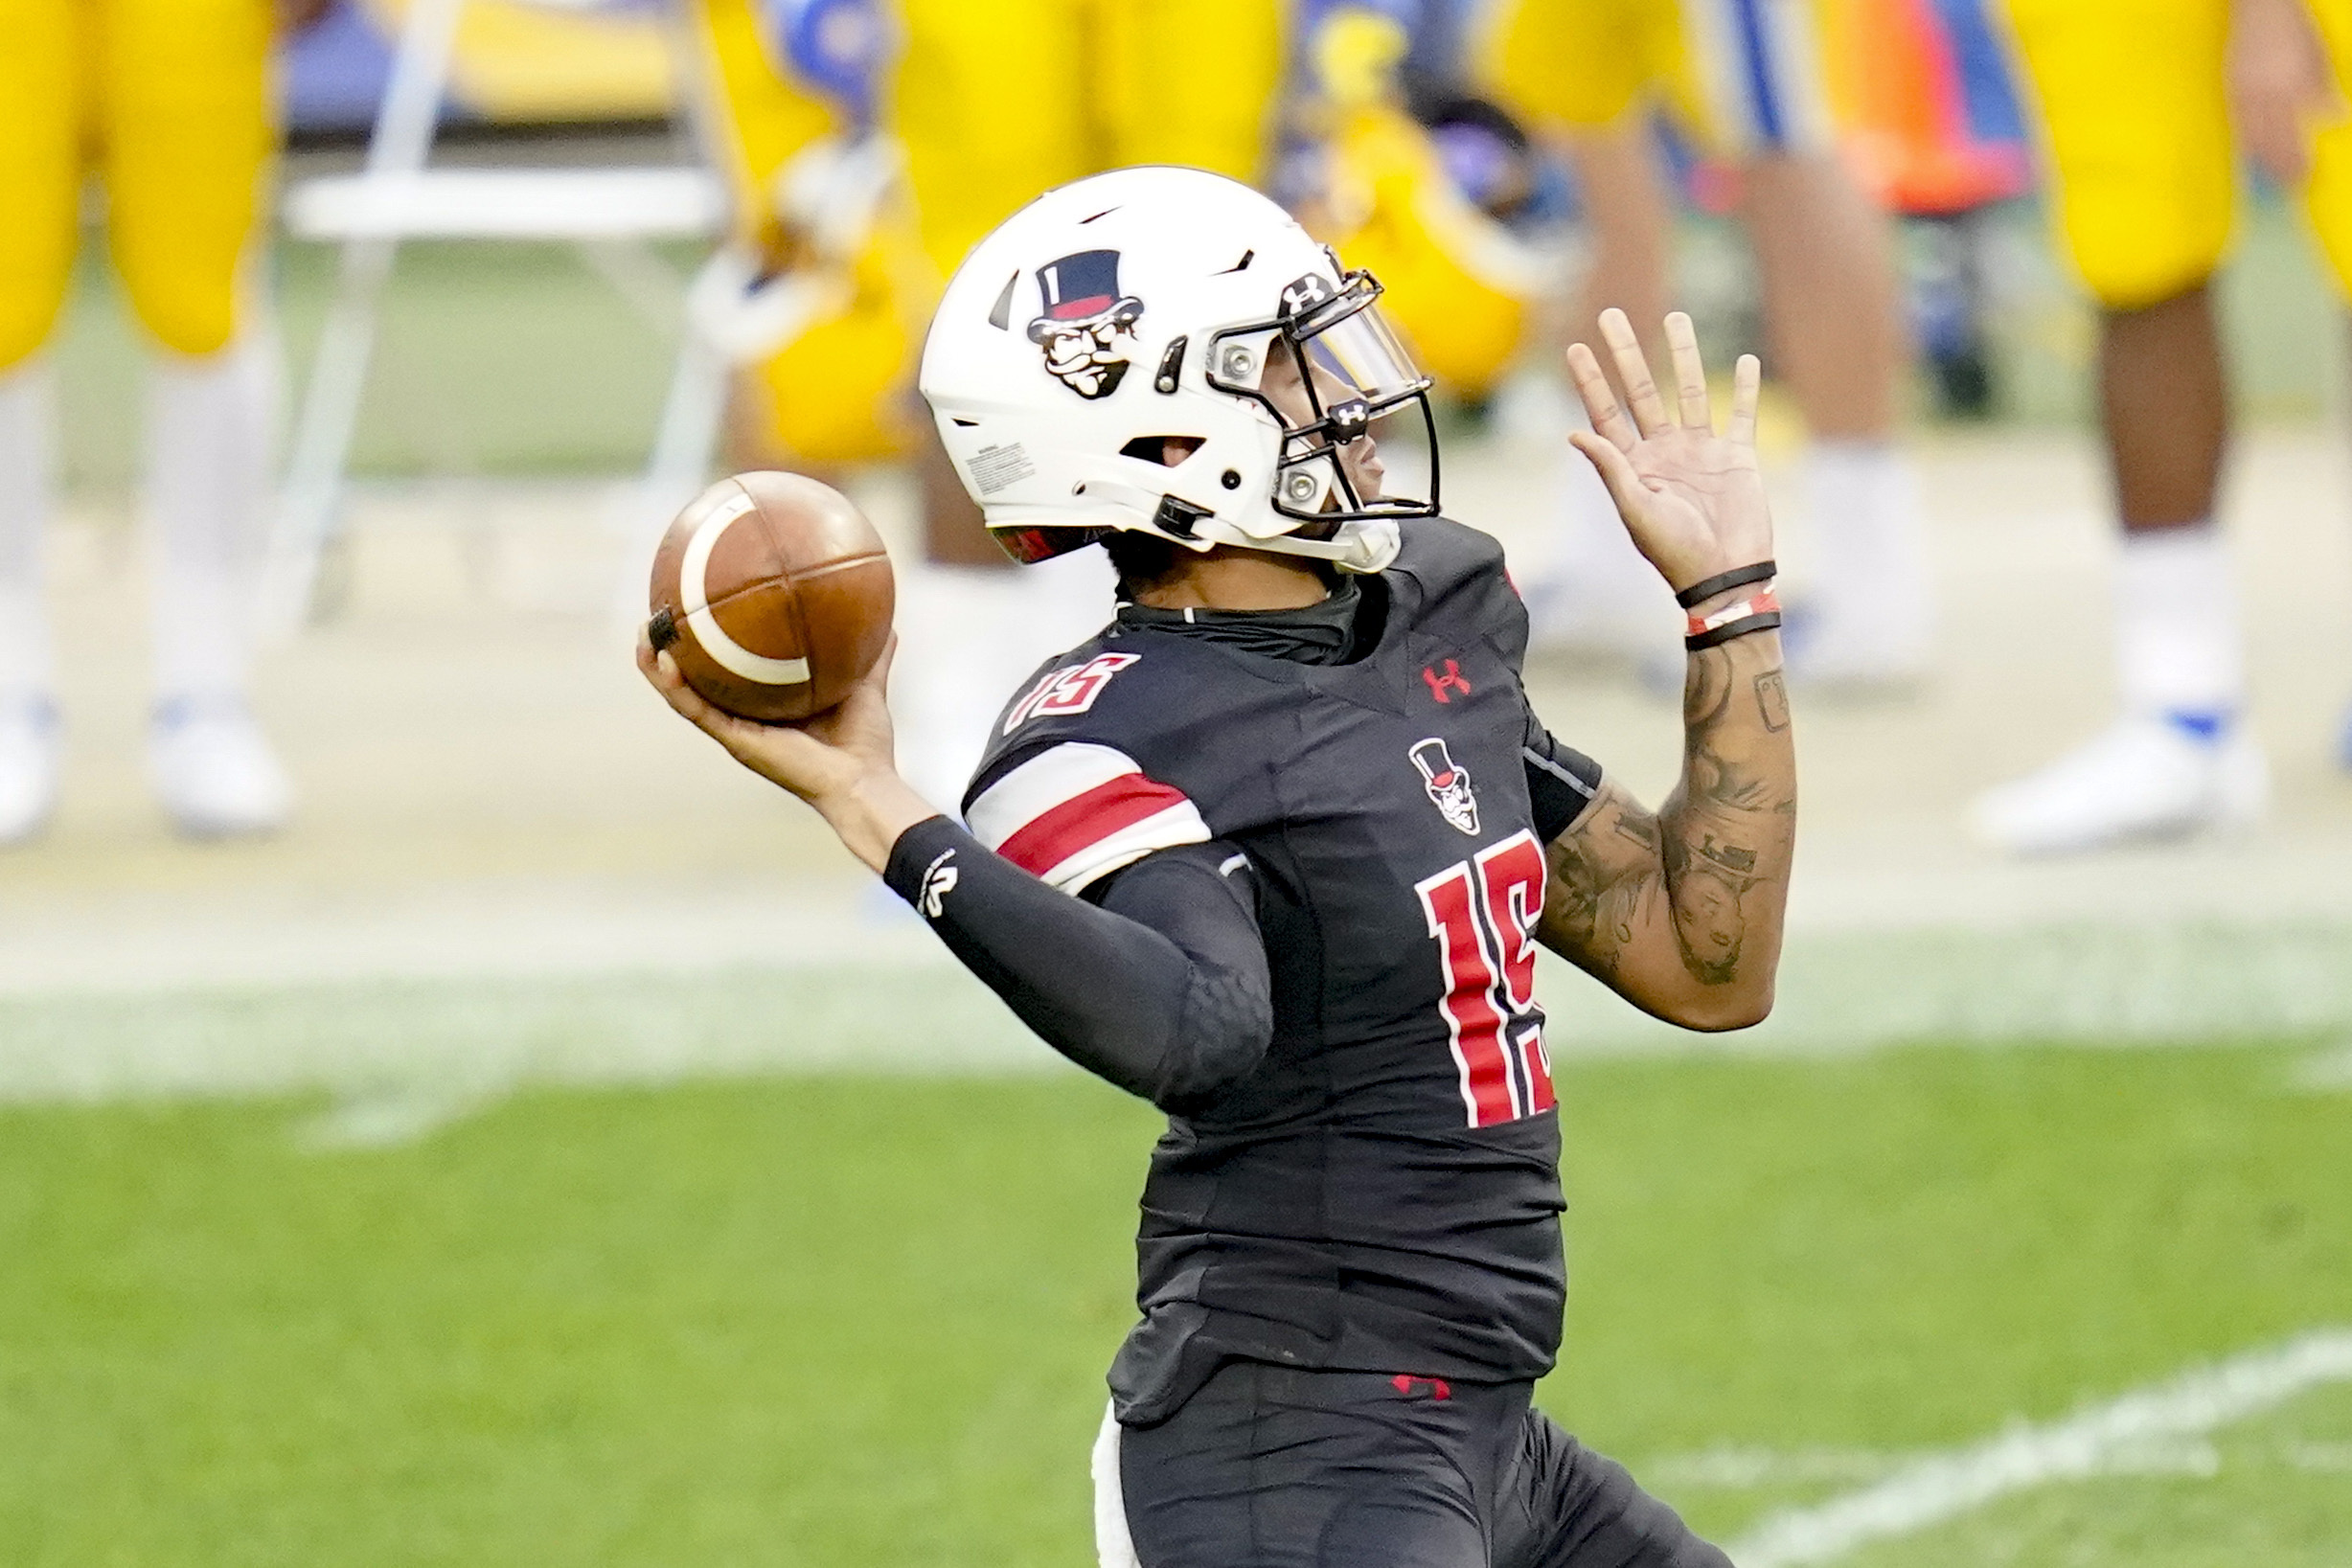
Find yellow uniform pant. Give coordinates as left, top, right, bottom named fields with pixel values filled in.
left=1479, top=0, right=1834, bottom=157
left=696, top=0, right=1283, bottom=276
left=0, top=0, right=274, bottom=368
left=688, top=0, right=1284, bottom=462
left=889, top=0, right=1283, bottom=276
left=2001, top=0, right=2352, bottom=307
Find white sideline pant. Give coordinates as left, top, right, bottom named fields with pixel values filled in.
left=0, top=333, right=278, bottom=708
left=147, top=331, right=279, bottom=703
left=1093, top=1400, right=1143, bottom=1568
left=0, top=360, right=57, bottom=703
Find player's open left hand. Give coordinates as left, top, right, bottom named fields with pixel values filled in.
left=1564, top=309, right=1771, bottom=599
left=637, top=630, right=933, bottom=872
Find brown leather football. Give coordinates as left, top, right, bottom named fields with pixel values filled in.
left=646, top=471, right=895, bottom=722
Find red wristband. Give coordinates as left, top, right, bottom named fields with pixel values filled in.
left=1685, top=588, right=1781, bottom=640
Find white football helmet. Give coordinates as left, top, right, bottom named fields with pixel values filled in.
left=918, top=166, right=1438, bottom=573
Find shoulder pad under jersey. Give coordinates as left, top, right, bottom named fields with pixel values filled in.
left=1383, top=516, right=1531, bottom=670
left=960, top=630, right=1237, bottom=894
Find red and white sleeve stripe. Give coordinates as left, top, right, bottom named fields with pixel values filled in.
left=966, top=742, right=1211, bottom=895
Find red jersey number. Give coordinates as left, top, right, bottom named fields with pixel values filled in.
left=1003, top=653, right=1140, bottom=734
left=1415, top=829, right=1555, bottom=1128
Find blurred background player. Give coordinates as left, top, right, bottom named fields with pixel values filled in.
left=0, top=0, right=321, bottom=844
left=691, top=0, right=1283, bottom=807
left=1815, top=0, right=2033, bottom=420
left=1969, top=0, right=2352, bottom=853
left=684, top=0, right=927, bottom=481
left=1275, top=1, right=1564, bottom=417
left=1479, top=0, right=1933, bottom=688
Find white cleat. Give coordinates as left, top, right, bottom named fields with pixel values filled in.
left=1969, top=714, right=2268, bottom=856
left=0, top=698, right=61, bottom=846
left=149, top=698, right=292, bottom=839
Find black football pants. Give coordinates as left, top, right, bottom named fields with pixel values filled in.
left=1107, top=1361, right=1732, bottom=1568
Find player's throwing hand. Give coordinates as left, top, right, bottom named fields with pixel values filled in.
left=1564, top=309, right=1771, bottom=599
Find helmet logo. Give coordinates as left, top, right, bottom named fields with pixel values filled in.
left=1410, top=738, right=1480, bottom=837
left=1280, top=272, right=1336, bottom=319
left=1027, top=249, right=1145, bottom=399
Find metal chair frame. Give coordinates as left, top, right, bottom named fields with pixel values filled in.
left=263, top=0, right=736, bottom=634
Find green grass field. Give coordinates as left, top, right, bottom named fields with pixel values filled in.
left=5, top=1031, right=2347, bottom=1566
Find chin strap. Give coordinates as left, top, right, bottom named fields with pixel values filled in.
left=1215, top=516, right=1400, bottom=574
left=1010, top=477, right=1404, bottom=575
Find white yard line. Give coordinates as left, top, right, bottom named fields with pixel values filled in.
left=0, top=882, right=933, bottom=999
left=292, top=1081, right=508, bottom=1151
left=2295, top=1039, right=2352, bottom=1090
left=1729, top=1329, right=2352, bottom=1568
left=2283, top=1439, right=2352, bottom=1472
left=1650, top=1447, right=1903, bottom=1489
left=3, top=920, right=2348, bottom=1106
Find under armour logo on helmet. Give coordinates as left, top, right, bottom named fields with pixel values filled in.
left=1280, top=272, right=1335, bottom=318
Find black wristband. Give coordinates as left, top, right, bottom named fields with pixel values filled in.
left=1685, top=610, right=1783, bottom=651
left=1674, top=560, right=1777, bottom=609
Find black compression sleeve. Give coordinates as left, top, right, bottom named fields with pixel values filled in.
left=882, top=818, right=1272, bottom=1115
left=1520, top=696, right=1605, bottom=842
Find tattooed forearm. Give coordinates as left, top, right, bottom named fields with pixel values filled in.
left=1657, top=644, right=1789, bottom=988
left=1755, top=670, right=1791, bottom=733
left=1611, top=813, right=1658, bottom=851
left=1543, top=790, right=1665, bottom=985
left=1660, top=826, right=1760, bottom=985
left=1538, top=634, right=1796, bottom=1030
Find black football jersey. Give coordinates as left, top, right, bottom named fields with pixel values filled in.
left=963, top=518, right=1603, bottom=1420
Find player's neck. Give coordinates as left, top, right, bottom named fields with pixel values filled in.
left=1126, top=547, right=1332, bottom=612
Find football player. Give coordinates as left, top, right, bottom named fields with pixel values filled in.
left=1281, top=0, right=1557, bottom=405
left=1971, top=0, right=2352, bottom=852
left=643, top=167, right=1794, bottom=1568
left=0, top=0, right=324, bottom=842
left=1477, top=0, right=1931, bottom=689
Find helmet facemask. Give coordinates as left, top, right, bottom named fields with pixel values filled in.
left=1205, top=267, right=1442, bottom=538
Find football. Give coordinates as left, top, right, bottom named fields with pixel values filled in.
left=646, top=471, right=895, bottom=722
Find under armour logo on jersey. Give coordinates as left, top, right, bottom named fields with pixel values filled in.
left=918, top=849, right=960, bottom=919
left=1422, top=660, right=1473, bottom=704
left=1409, top=738, right=1480, bottom=837
left=1280, top=272, right=1335, bottom=318
left=1391, top=1375, right=1452, bottom=1401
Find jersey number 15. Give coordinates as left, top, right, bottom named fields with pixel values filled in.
left=1415, top=830, right=1555, bottom=1128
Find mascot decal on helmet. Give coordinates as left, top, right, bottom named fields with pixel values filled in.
left=1027, top=249, right=1145, bottom=398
